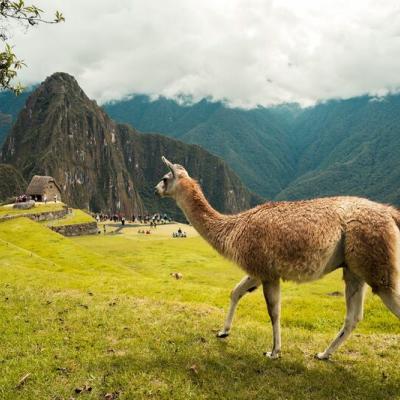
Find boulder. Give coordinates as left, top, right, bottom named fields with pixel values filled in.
left=13, top=200, right=35, bottom=210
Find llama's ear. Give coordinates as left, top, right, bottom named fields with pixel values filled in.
left=162, top=156, right=176, bottom=177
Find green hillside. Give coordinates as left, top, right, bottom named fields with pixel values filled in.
left=1, top=217, right=400, bottom=399
left=105, top=97, right=296, bottom=198
left=181, top=107, right=295, bottom=197
left=0, top=163, right=27, bottom=201
left=0, top=90, right=33, bottom=145
left=105, top=95, right=400, bottom=205
left=277, top=96, right=400, bottom=204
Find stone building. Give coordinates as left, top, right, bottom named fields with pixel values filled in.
left=26, top=175, right=62, bottom=202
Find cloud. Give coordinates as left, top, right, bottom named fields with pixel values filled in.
left=8, top=0, right=400, bottom=107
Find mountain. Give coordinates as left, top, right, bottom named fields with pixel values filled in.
left=3, top=80, right=400, bottom=207
left=104, top=97, right=296, bottom=198
left=105, top=94, right=400, bottom=206
left=0, top=164, right=26, bottom=202
left=276, top=96, right=400, bottom=205
left=0, top=73, right=261, bottom=219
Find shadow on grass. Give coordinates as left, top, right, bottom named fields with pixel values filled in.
left=97, top=342, right=399, bottom=400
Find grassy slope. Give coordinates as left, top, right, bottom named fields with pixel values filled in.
left=0, top=218, right=399, bottom=399
left=44, top=209, right=95, bottom=227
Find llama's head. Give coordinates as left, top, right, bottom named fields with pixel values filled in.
left=155, top=156, right=189, bottom=198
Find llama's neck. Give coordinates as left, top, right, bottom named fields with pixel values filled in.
left=175, top=178, right=233, bottom=254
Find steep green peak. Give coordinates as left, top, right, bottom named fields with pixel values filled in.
left=42, top=72, right=81, bottom=91
left=30, top=72, right=91, bottom=108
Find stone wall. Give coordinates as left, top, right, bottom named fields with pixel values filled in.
left=50, top=221, right=98, bottom=237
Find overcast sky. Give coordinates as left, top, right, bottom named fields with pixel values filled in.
left=8, top=0, right=400, bottom=107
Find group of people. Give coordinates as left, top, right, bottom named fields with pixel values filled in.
left=15, top=194, right=57, bottom=204
left=172, top=227, right=187, bottom=238
left=137, top=229, right=151, bottom=235
left=15, top=194, right=31, bottom=203
left=94, top=212, right=172, bottom=226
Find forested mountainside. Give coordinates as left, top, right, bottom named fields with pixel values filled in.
left=277, top=96, right=400, bottom=204
left=0, top=164, right=26, bottom=202
left=105, top=94, right=400, bottom=206
left=0, top=90, right=32, bottom=146
left=104, top=96, right=297, bottom=198
left=0, top=73, right=260, bottom=219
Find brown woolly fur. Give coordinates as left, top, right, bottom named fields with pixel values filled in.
left=176, top=178, right=400, bottom=290
left=156, top=157, right=400, bottom=359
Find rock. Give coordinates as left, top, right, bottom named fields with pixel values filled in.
left=170, top=272, right=183, bottom=280
left=50, top=221, right=98, bottom=237
left=13, top=200, right=35, bottom=210
left=104, top=392, right=120, bottom=400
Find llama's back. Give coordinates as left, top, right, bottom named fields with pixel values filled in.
left=229, top=196, right=400, bottom=284
left=230, top=196, right=347, bottom=281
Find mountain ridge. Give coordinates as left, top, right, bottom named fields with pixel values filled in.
left=2, top=79, right=400, bottom=207
left=104, top=93, right=400, bottom=206
left=0, top=73, right=261, bottom=219
left=104, top=96, right=297, bottom=197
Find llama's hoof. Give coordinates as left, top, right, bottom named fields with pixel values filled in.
left=315, top=352, right=330, bottom=360
left=216, top=331, right=229, bottom=338
left=263, top=351, right=280, bottom=359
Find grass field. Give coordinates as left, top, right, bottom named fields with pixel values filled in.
left=44, top=209, right=95, bottom=227
left=0, top=218, right=400, bottom=399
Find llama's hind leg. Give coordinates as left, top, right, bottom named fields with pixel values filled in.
left=262, top=279, right=281, bottom=359
left=377, top=288, right=400, bottom=319
left=316, top=269, right=366, bottom=360
left=217, top=275, right=260, bottom=338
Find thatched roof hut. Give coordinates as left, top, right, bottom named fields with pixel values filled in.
left=26, top=175, right=62, bottom=201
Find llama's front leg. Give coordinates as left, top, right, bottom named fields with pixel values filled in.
left=217, top=275, right=260, bottom=338
left=262, top=279, right=281, bottom=359
left=316, top=269, right=365, bottom=360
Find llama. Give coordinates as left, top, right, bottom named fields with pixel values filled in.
left=155, top=156, right=400, bottom=359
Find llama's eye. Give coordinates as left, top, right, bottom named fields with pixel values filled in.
left=163, top=178, right=167, bottom=184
